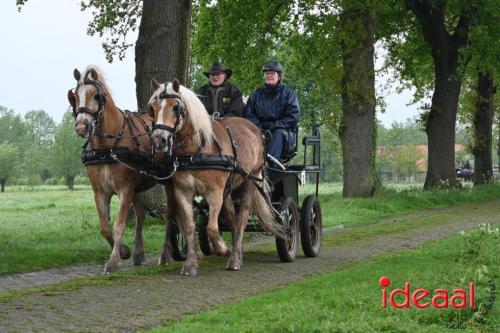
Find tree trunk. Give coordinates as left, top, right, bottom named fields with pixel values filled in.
left=0, top=179, right=5, bottom=193
left=338, top=6, right=377, bottom=197
left=406, top=0, right=473, bottom=190
left=135, top=0, right=192, bottom=111
left=424, top=56, right=462, bottom=189
left=67, top=176, right=75, bottom=190
left=473, top=72, right=494, bottom=185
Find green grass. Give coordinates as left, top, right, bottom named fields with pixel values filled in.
left=0, top=187, right=165, bottom=274
left=302, top=182, right=500, bottom=228
left=2, top=182, right=500, bottom=275
left=146, top=225, right=500, bottom=333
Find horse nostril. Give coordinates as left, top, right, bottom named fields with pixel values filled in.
left=161, top=137, right=167, bottom=148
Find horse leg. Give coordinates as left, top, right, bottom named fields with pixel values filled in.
left=204, top=188, right=229, bottom=256
left=222, top=195, right=237, bottom=252
left=132, top=196, right=145, bottom=266
left=93, top=191, right=131, bottom=259
left=159, top=185, right=175, bottom=265
left=226, top=182, right=253, bottom=271
left=104, top=189, right=134, bottom=273
left=175, top=189, right=198, bottom=276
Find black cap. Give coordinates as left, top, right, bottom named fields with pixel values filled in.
left=203, top=62, right=232, bottom=79
left=262, top=60, right=284, bottom=73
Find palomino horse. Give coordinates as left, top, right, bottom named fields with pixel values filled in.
left=148, top=79, right=284, bottom=276
left=68, top=65, right=156, bottom=273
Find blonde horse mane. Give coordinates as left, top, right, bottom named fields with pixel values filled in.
left=150, top=82, right=214, bottom=147
left=80, top=65, right=113, bottom=98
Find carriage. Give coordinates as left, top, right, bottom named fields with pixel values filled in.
left=71, top=68, right=323, bottom=275
left=168, top=127, right=323, bottom=263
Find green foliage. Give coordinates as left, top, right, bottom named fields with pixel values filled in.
left=24, top=110, right=56, bottom=146
left=81, top=0, right=142, bottom=62
left=51, top=112, right=84, bottom=189
left=0, top=106, right=28, bottom=147
left=0, top=142, right=20, bottom=190
left=23, top=110, right=56, bottom=180
left=191, top=0, right=296, bottom=93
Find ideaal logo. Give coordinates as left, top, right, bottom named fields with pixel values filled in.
left=379, top=276, right=475, bottom=309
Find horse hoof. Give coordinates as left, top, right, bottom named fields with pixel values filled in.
left=180, top=265, right=198, bottom=276
left=226, top=259, right=241, bottom=271
left=119, top=244, right=131, bottom=260
left=104, top=263, right=118, bottom=274
left=158, top=254, right=174, bottom=266
left=133, top=253, right=145, bottom=266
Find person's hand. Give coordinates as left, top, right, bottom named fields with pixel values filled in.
left=264, top=129, right=272, bottom=143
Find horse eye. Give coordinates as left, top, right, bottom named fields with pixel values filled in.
left=148, top=105, right=155, bottom=117
left=94, top=94, right=100, bottom=101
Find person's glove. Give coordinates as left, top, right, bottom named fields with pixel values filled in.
left=264, top=129, right=272, bottom=143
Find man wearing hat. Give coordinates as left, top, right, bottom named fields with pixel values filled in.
left=197, top=62, right=244, bottom=117
left=244, top=60, right=300, bottom=163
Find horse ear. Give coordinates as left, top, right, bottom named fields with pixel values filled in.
left=150, top=78, right=161, bottom=92
left=67, top=89, right=76, bottom=108
left=73, top=69, right=81, bottom=81
left=88, top=68, right=99, bottom=81
left=172, top=78, right=180, bottom=93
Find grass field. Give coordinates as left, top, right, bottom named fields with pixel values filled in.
left=0, top=186, right=165, bottom=274
left=146, top=224, right=500, bottom=333
left=1, top=182, right=500, bottom=275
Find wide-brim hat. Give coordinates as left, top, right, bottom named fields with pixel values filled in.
left=203, top=62, right=232, bottom=79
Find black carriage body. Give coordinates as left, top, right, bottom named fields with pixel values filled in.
left=207, top=128, right=322, bottom=233
left=171, top=129, right=324, bottom=262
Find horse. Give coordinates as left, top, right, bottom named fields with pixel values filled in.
left=67, top=65, right=157, bottom=273
left=148, top=78, right=284, bottom=276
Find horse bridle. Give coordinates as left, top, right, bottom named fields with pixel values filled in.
left=72, top=79, right=108, bottom=128
left=151, top=92, right=185, bottom=135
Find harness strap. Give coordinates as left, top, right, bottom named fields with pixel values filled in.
left=153, top=124, right=176, bottom=133
left=75, top=107, right=96, bottom=116
left=81, top=147, right=153, bottom=167
left=175, top=154, right=236, bottom=172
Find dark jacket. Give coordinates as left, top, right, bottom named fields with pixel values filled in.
left=197, top=81, right=244, bottom=117
left=244, top=83, right=300, bottom=131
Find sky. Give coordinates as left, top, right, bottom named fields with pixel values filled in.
left=0, top=0, right=420, bottom=126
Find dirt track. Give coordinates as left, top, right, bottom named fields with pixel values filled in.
left=1, top=199, right=499, bottom=333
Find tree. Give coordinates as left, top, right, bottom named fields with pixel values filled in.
left=338, top=1, right=377, bottom=196
left=472, top=72, right=495, bottom=184
left=0, top=142, right=19, bottom=192
left=0, top=106, right=27, bottom=146
left=23, top=110, right=56, bottom=181
left=192, top=0, right=380, bottom=197
left=135, top=0, right=192, bottom=110
left=51, top=112, right=84, bottom=190
left=384, top=1, right=483, bottom=189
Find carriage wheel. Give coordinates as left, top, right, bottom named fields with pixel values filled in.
left=197, top=214, right=213, bottom=256
left=275, top=196, right=299, bottom=262
left=170, top=221, right=188, bottom=261
left=300, top=195, right=322, bottom=257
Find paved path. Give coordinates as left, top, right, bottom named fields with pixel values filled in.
left=1, top=200, right=499, bottom=333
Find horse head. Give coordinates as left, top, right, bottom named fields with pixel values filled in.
left=148, top=78, right=186, bottom=153
left=68, top=66, right=109, bottom=138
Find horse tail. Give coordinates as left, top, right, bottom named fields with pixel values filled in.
left=251, top=175, right=286, bottom=239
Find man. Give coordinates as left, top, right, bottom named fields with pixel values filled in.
left=244, top=60, right=300, bottom=162
left=197, top=62, right=244, bottom=117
